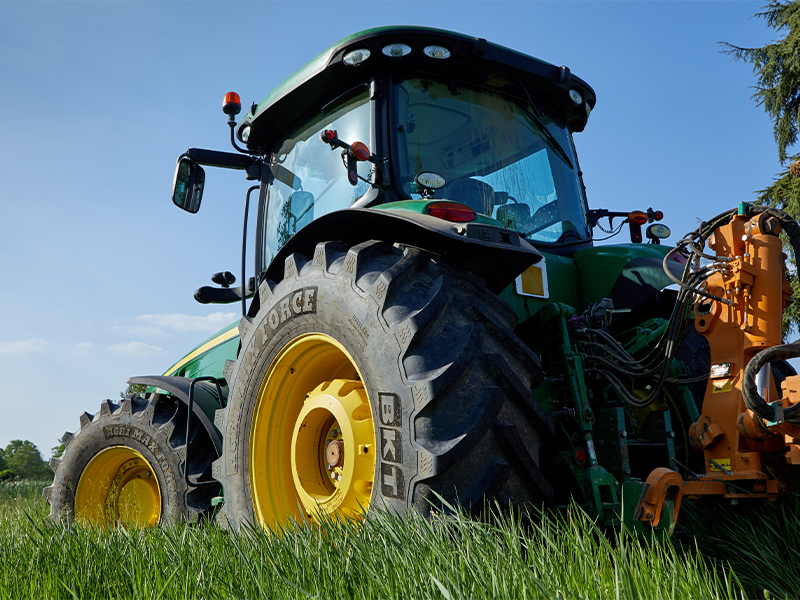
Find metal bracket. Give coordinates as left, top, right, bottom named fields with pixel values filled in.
left=185, top=376, right=223, bottom=488
left=766, top=400, right=785, bottom=426
left=633, top=467, right=685, bottom=527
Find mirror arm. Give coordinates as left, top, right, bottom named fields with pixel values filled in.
left=228, top=119, right=252, bottom=155
left=186, top=148, right=257, bottom=170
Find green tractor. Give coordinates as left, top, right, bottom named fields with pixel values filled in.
left=44, top=26, right=800, bottom=533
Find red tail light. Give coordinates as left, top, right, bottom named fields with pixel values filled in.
left=425, top=201, right=477, bottom=223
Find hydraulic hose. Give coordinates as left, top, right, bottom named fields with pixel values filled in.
left=747, top=204, right=800, bottom=262
left=742, top=342, right=800, bottom=420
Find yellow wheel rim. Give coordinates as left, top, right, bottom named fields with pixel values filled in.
left=75, top=446, right=162, bottom=527
left=250, top=333, right=376, bottom=529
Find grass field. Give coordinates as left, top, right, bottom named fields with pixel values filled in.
left=0, top=480, right=797, bottom=599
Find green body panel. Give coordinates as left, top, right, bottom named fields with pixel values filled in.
left=162, top=321, right=240, bottom=392
left=572, top=243, right=673, bottom=312
left=172, top=336, right=239, bottom=381
left=501, top=242, right=672, bottom=328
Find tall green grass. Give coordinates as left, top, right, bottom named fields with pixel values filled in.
left=0, top=480, right=750, bottom=600
left=681, top=492, right=800, bottom=599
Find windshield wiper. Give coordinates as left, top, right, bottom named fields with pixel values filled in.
left=515, top=77, right=574, bottom=171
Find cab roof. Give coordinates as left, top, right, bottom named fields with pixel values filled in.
left=237, top=25, right=596, bottom=153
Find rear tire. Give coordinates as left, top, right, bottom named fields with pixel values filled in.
left=44, top=393, right=219, bottom=526
left=215, top=241, right=554, bottom=530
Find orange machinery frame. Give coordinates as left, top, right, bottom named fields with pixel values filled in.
left=636, top=213, right=800, bottom=527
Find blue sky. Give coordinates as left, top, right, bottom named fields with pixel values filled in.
left=0, top=1, right=785, bottom=458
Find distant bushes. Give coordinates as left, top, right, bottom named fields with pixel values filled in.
left=0, top=440, right=51, bottom=481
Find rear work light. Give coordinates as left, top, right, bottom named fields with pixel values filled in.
left=343, top=48, right=371, bottom=66
left=382, top=43, right=412, bottom=57
left=426, top=201, right=476, bottom=223
left=423, top=45, right=451, bottom=59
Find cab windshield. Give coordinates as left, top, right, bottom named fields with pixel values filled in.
left=391, top=77, right=590, bottom=244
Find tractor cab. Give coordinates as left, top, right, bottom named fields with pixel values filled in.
left=225, top=26, right=597, bottom=270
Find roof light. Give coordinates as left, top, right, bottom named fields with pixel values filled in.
left=222, top=91, right=241, bottom=116
left=343, top=48, right=371, bottom=66
left=426, top=201, right=476, bottom=223
left=241, top=126, right=251, bottom=143
left=628, top=210, right=648, bottom=226
left=569, top=89, right=583, bottom=105
left=647, top=223, right=671, bottom=240
left=415, top=171, right=446, bottom=191
left=585, top=103, right=592, bottom=117
left=423, top=45, right=451, bottom=59
left=382, top=43, right=411, bottom=57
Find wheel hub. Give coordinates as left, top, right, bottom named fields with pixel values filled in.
left=291, top=380, right=375, bottom=519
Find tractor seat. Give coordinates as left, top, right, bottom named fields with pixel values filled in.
left=445, top=178, right=496, bottom=215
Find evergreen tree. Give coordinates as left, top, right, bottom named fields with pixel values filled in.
left=723, top=1, right=800, bottom=333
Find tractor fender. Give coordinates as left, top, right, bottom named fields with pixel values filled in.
left=263, top=208, right=542, bottom=294
left=126, top=375, right=223, bottom=455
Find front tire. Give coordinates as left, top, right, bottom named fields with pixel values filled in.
left=45, top=393, right=219, bottom=526
left=215, top=241, right=554, bottom=530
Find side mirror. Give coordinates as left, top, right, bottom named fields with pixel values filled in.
left=172, top=157, right=205, bottom=213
